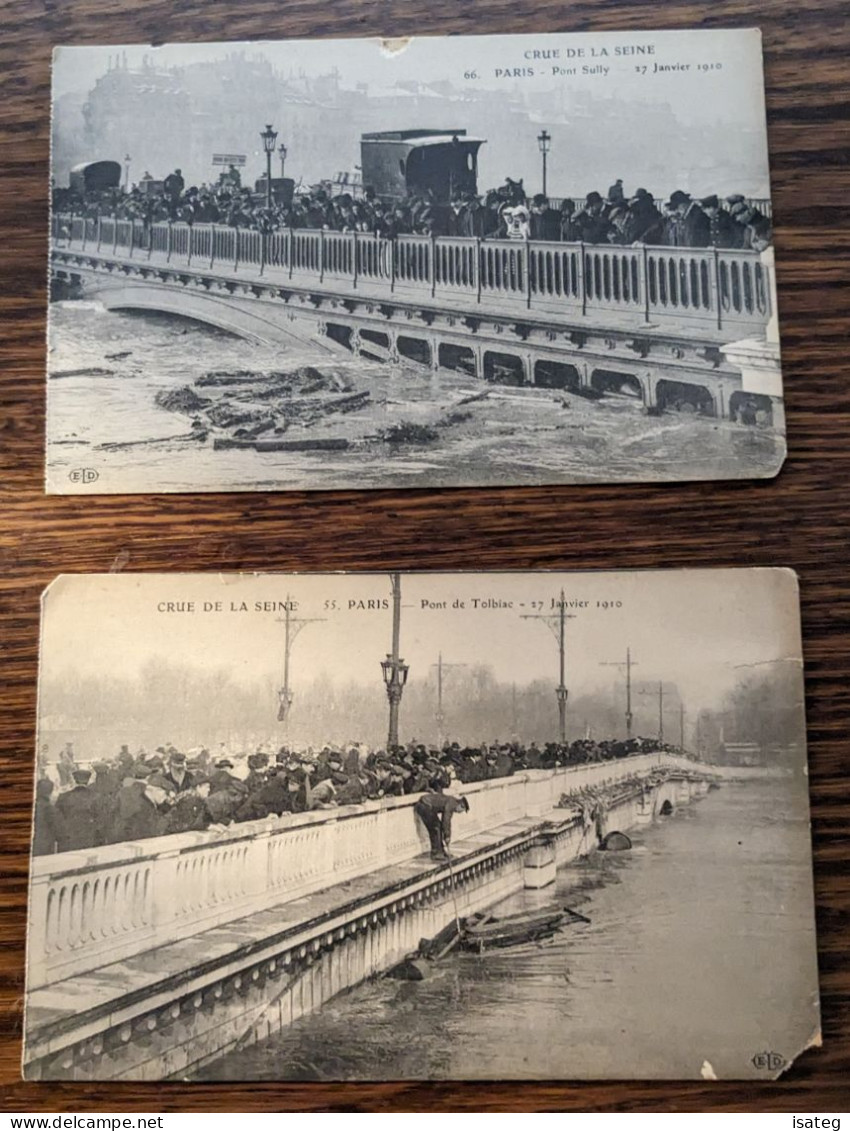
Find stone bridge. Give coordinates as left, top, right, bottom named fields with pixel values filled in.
left=25, top=752, right=725, bottom=1081
left=51, top=216, right=782, bottom=425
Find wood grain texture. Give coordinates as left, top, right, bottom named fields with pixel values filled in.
left=1, top=0, right=848, bottom=1111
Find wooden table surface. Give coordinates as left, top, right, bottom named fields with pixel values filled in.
left=1, top=0, right=848, bottom=1113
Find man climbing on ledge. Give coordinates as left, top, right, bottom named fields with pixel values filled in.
left=414, top=790, right=470, bottom=862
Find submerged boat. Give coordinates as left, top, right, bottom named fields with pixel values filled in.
left=460, top=904, right=588, bottom=951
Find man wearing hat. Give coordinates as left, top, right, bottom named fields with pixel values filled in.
left=557, top=199, right=578, bottom=242
left=162, top=750, right=196, bottom=794
left=245, top=751, right=269, bottom=793
left=54, top=768, right=101, bottom=852
left=208, top=758, right=245, bottom=796
left=667, top=190, right=710, bottom=248
left=699, top=195, right=740, bottom=248
left=529, top=194, right=561, bottom=242
left=622, top=189, right=663, bottom=245
left=608, top=178, right=626, bottom=204
left=414, top=790, right=470, bottom=862
left=575, top=192, right=611, bottom=244
left=734, top=204, right=772, bottom=252
left=111, top=763, right=151, bottom=843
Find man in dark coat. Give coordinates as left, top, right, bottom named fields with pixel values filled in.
left=414, top=791, right=470, bottom=861
left=699, top=195, right=741, bottom=248
left=575, top=192, right=611, bottom=244
left=112, top=768, right=164, bottom=842
left=208, top=758, right=246, bottom=796
left=244, top=752, right=269, bottom=794
left=529, top=195, right=561, bottom=242
left=622, top=189, right=664, bottom=245
left=558, top=199, right=579, bottom=242
left=54, top=769, right=101, bottom=852
left=669, top=191, right=710, bottom=248
left=161, top=750, right=196, bottom=794
left=608, top=178, right=625, bottom=204
left=235, top=766, right=295, bottom=820
left=163, top=168, right=184, bottom=201
left=33, top=779, right=61, bottom=856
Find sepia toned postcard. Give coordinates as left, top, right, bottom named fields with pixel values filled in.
left=48, top=28, right=784, bottom=494
left=25, top=569, right=819, bottom=1080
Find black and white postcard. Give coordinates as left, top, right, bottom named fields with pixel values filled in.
left=48, top=29, right=784, bottom=493
left=26, top=570, right=819, bottom=1080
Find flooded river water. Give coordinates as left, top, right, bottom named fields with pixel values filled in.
left=195, top=779, right=818, bottom=1082
left=47, top=303, right=784, bottom=493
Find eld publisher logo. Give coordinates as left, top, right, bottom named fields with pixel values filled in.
left=68, top=468, right=99, bottom=484
left=751, top=1050, right=785, bottom=1071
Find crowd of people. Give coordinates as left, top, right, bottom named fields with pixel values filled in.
left=55, top=166, right=772, bottom=251
left=33, top=734, right=685, bottom=855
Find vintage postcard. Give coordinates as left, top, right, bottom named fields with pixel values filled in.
left=48, top=28, right=783, bottom=493
left=25, top=569, right=819, bottom=1080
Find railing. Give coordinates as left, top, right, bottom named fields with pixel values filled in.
left=549, top=196, right=773, bottom=219
left=27, top=752, right=714, bottom=990
left=52, top=215, right=772, bottom=335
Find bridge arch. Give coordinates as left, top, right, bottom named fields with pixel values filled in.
left=81, top=282, right=331, bottom=351
left=483, top=350, right=526, bottom=386
left=729, top=390, right=774, bottom=427
left=397, top=335, right=432, bottom=367
left=590, top=368, right=644, bottom=401
left=534, top=359, right=581, bottom=391
left=655, top=378, right=716, bottom=417
left=438, top=342, right=476, bottom=377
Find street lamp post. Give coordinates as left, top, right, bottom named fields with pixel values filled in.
left=537, top=129, right=551, bottom=197
left=260, top=123, right=278, bottom=211
left=380, top=573, right=409, bottom=750
left=278, top=142, right=288, bottom=179
left=123, top=153, right=131, bottom=192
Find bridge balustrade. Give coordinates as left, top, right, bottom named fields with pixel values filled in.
left=53, top=214, right=771, bottom=334
left=29, top=752, right=708, bottom=991
left=395, top=235, right=432, bottom=285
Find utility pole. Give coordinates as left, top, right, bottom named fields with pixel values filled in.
left=380, top=573, right=409, bottom=750
left=430, top=652, right=466, bottom=748
left=658, top=680, right=664, bottom=743
left=638, top=680, right=666, bottom=744
left=521, top=588, right=575, bottom=743
left=599, top=646, right=637, bottom=739
left=679, top=701, right=685, bottom=750
left=275, top=597, right=326, bottom=729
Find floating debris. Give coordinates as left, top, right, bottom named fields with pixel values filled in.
left=155, top=386, right=211, bottom=413
left=213, top=436, right=349, bottom=453
left=440, top=410, right=473, bottom=428
left=98, top=427, right=207, bottom=451
left=157, top=365, right=368, bottom=450
left=51, top=367, right=114, bottom=379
